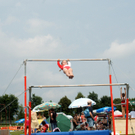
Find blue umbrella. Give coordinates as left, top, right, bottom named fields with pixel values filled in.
left=15, top=118, right=25, bottom=123
left=95, top=106, right=116, bottom=113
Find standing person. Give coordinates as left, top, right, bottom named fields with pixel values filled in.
left=31, top=111, right=39, bottom=133
left=129, top=108, right=135, bottom=118
left=120, top=87, right=126, bottom=118
left=26, top=116, right=29, bottom=134
left=50, top=108, right=58, bottom=131
left=86, top=100, right=94, bottom=130
left=37, top=112, right=42, bottom=119
left=57, top=59, right=74, bottom=79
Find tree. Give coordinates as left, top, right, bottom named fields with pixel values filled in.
left=0, top=94, right=19, bottom=120
left=87, top=91, right=100, bottom=109
left=31, top=94, right=43, bottom=109
left=75, top=92, right=85, bottom=99
left=58, top=96, right=71, bottom=115
left=17, top=104, right=24, bottom=119
left=87, top=91, right=98, bottom=102
left=99, top=95, right=111, bottom=108
left=128, top=98, right=135, bottom=112
left=113, top=98, right=121, bottom=111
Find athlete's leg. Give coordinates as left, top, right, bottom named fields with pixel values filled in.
left=63, top=68, right=70, bottom=77
left=68, top=68, right=74, bottom=79
left=121, top=105, right=125, bottom=118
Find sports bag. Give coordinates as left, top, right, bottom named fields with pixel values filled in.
left=83, top=108, right=90, bottom=118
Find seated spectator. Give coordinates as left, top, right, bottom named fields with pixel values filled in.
left=36, top=125, right=42, bottom=133
left=102, top=116, right=108, bottom=129
left=72, top=115, right=79, bottom=131
left=84, top=122, right=89, bottom=130
left=77, top=123, right=87, bottom=131
left=37, top=112, right=42, bottom=119
left=81, top=112, right=85, bottom=123
left=96, top=120, right=102, bottom=130
left=77, top=114, right=81, bottom=124
left=41, top=121, right=49, bottom=133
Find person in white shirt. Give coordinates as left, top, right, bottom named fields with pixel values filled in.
left=129, top=108, right=135, bottom=118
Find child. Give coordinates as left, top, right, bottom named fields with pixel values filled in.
left=36, top=125, right=42, bottom=133
left=41, top=121, right=49, bottom=133
left=57, top=59, right=74, bottom=79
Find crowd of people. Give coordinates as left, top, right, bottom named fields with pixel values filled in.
left=71, top=100, right=109, bottom=131
left=24, top=108, right=59, bottom=134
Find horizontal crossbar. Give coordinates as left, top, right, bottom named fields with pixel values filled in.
left=25, top=58, right=110, bottom=62
left=113, top=103, right=126, bottom=106
left=30, top=83, right=128, bottom=89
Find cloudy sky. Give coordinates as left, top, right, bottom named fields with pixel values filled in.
left=0, top=0, right=135, bottom=106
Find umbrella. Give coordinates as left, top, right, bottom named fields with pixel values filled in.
left=46, top=112, right=71, bottom=132
left=32, top=102, right=61, bottom=112
left=57, top=113, right=71, bottom=132
left=94, top=106, right=116, bottom=113
left=15, top=118, right=25, bottom=123
left=68, top=98, right=96, bottom=108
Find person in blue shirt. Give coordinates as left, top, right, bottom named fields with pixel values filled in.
left=86, top=100, right=94, bottom=130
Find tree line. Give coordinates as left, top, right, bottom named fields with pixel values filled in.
left=0, top=92, right=135, bottom=121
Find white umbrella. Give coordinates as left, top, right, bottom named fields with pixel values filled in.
left=68, top=98, right=96, bottom=109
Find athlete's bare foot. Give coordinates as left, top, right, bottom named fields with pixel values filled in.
left=70, top=75, right=74, bottom=79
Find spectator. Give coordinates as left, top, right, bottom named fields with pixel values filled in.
left=26, top=116, right=29, bottom=134
left=96, top=120, right=102, bottom=130
left=81, top=112, right=85, bottom=123
left=77, top=123, right=87, bottom=131
left=101, top=116, right=108, bottom=129
left=31, top=111, right=39, bottom=133
left=77, top=114, right=81, bottom=124
left=37, top=112, right=42, bottom=119
left=86, top=100, right=94, bottom=130
left=72, top=115, right=79, bottom=131
left=108, top=112, right=112, bottom=129
left=129, top=108, right=135, bottom=118
left=41, top=121, right=49, bottom=133
left=36, top=125, right=42, bottom=133
left=49, top=108, right=58, bottom=131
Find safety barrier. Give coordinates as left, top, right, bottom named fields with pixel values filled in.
left=24, top=130, right=111, bottom=135
left=0, top=126, right=23, bottom=131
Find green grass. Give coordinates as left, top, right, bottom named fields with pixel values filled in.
left=10, top=131, right=24, bottom=135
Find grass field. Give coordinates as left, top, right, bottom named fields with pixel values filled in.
left=10, top=131, right=24, bottom=135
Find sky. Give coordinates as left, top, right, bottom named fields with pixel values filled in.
left=0, top=0, right=135, bottom=107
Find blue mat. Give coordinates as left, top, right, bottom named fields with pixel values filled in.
left=24, top=130, right=111, bottom=135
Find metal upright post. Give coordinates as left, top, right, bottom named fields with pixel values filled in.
left=24, top=61, right=27, bottom=135
left=29, top=87, right=32, bottom=135
left=126, top=84, right=129, bottom=135
left=108, top=59, right=116, bottom=135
